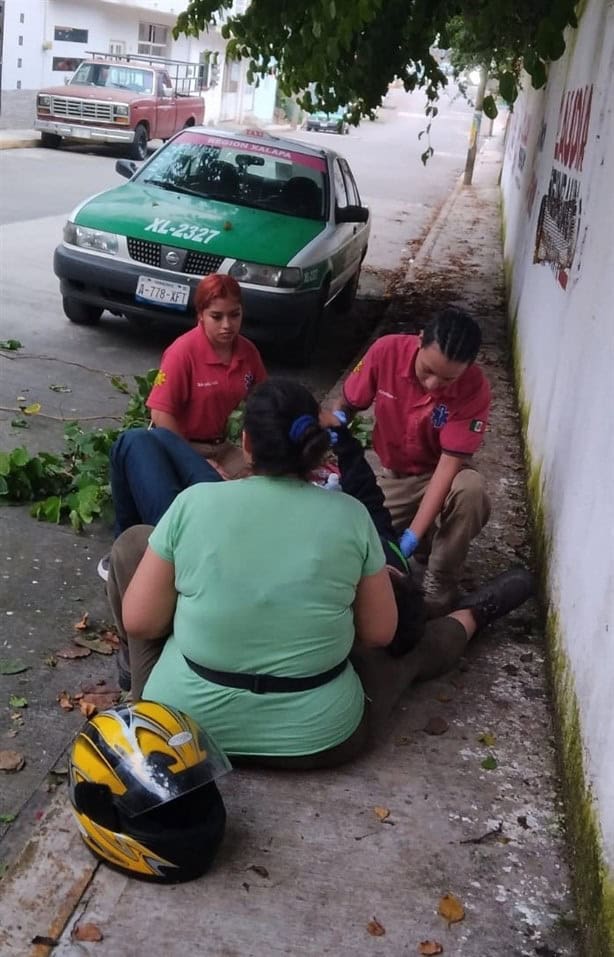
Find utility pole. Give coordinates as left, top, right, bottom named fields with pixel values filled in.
left=463, top=66, right=488, bottom=186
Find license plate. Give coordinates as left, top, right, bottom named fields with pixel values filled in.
left=135, top=276, right=190, bottom=310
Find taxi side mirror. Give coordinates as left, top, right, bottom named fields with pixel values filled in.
left=115, top=159, right=138, bottom=179
left=336, top=205, right=369, bottom=224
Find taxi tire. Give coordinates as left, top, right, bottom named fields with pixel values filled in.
left=63, top=297, right=102, bottom=325
left=334, top=267, right=360, bottom=313
left=286, top=283, right=329, bottom=367
left=129, top=124, right=148, bottom=161
left=41, top=132, right=62, bottom=149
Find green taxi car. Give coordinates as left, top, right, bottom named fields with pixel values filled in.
left=54, top=126, right=370, bottom=363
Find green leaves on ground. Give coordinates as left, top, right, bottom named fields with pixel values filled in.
left=481, top=754, right=498, bottom=770
left=0, top=369, right=158, bottom=530
left=8, top=696, right=28, bottom=709
left=0, top=339, right=22, bottom=351
left=0, top=660, right=30, bottom=675
left=349, top=414, right=373, bottom=449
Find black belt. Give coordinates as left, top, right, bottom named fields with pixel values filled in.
left=190, top=437, right=225, bottom=445
left=183, top=656, right=348, bottom=694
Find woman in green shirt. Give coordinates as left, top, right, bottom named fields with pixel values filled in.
left=111, top=378, right=531, bottom=768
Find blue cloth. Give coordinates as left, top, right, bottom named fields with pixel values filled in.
left=110, top=427, right=223, bottom=537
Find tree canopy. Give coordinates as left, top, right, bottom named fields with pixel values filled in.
left=175, top=0, right=578, bottom=121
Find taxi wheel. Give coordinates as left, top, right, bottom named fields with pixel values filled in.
left=334, top=267, right=360, bottom=313
left=63, top=297, right=102, bottom=325
left=286, top=283, right=329, bottom=367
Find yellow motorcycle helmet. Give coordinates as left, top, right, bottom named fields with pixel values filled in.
left=68, top=701, right=231, bottom=883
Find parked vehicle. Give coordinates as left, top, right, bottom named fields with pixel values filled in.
left=305, top=109, right=350, bottom=135
left=53, top=126, right=370, bottom=365
left=35, top=52, right=205, bottom=160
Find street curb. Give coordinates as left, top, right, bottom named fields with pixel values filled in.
left=0, top=135, right=40, bottom=150
left=0, top=788, right=98, bottom=956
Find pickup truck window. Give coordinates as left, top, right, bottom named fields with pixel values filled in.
left=71, top=62, right=154, bottom=94
left=138, top=130, right=327, bottom=220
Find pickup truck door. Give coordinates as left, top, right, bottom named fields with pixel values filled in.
left=155, top=71, right=177, bottom=140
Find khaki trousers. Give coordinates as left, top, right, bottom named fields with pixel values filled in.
left=377, top=466, right=491, bottom=579
left=107, top=526, right=468, bottom=770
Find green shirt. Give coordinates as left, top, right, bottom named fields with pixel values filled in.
left=143, top=475, right=385, bottom=756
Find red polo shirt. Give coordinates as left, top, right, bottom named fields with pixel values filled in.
left=146, top=327, right=267, bottom=441
left=343, top=334, right=490, bottom=474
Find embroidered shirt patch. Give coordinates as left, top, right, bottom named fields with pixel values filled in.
left=431, top=404, right=449, bottom=429
left=469, top=419, right=485, bottom=433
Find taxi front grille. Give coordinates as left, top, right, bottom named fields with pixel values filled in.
left=50, top=96, right=114, bottom=123
left=127, top=238, right=224, bottom=276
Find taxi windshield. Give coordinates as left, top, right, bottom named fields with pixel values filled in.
left=137, top=130, right=328, bottom=220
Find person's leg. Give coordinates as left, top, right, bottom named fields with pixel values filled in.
left=210, top=441, right=251, bottom=480
left=110, top=428, right=222, bottom=536
left=351, top=565, right=535, bottom=738
left=350, top=615, right=471, bottom=733
left=107, top=524, right=167, bottom=698
left=423, top=467, right=491, bottom=616
left=376, top=470, right=432, bottom=535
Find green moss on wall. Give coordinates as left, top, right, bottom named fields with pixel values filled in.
left=507, top=301, right=614, bottom=955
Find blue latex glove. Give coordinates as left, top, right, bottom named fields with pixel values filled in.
left=399, top=528, right=419, bottom=558
left=327, top=409, right=348, bottom=445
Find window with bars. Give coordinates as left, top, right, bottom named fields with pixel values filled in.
left=138, top=22, right=169, bottom=57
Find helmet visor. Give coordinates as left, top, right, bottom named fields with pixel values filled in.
left=86, top=705, right=231, bottom=818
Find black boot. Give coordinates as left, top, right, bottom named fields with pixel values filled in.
left=454, top=567, right=535, bottom=630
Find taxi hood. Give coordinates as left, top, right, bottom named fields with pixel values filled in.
left=72, top=183, right=326, bottom=265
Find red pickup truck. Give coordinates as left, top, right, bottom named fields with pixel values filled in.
left=35, top=54, right=205, bottom=160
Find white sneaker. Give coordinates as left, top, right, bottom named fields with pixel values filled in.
left=97, top=553, right=110, bottom=583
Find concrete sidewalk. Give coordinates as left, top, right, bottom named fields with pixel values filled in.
left=0, top=136, right=580, bottom=956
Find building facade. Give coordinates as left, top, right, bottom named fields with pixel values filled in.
left=0, top=0, right=276, bottom=124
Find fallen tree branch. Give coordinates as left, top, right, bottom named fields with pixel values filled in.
left=0, top=406, right=122, bottom=423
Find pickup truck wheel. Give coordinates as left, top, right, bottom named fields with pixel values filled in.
left=40, top=132, right=62, bottom=149
left=62, top=298, right=102, bottom=325
left=129, top=124, right=148, bottom=161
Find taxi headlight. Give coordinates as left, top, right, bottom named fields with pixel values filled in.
left=63, top=222, right=119, bottom=255
left=228, top=261, right=302, bottom=288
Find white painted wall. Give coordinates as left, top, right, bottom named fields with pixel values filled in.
left=1, top=0, right=275, bottom=123
left=500, top=0, right=614, bottom=864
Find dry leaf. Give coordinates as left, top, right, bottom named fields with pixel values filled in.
left=99, top=629, right=120, bottom=648
left=0, top=749, right=25, bottom=772
left=56, top=645, right=91, bottom=659
left=367, top=918, right=386, bottom=937
left=424, top=716, right=449, bottom=736
left=374, top=806, right=390, bottom=822
left=478, top=732, right=497, bottom=747
left=74, top=612, right=90, bottom=631
left=246, top=864, right=269, bottom=878
left=73, top=635, right=113, bottom=655
left=72, top=922, right=104, bottom=942
left=79, top=700, right=97, bottom=718
left=418, top=942, right=443, bottom=955
left=438, top=894, right=465, bottom=924
left=57, top=691, right=74, bottom=711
